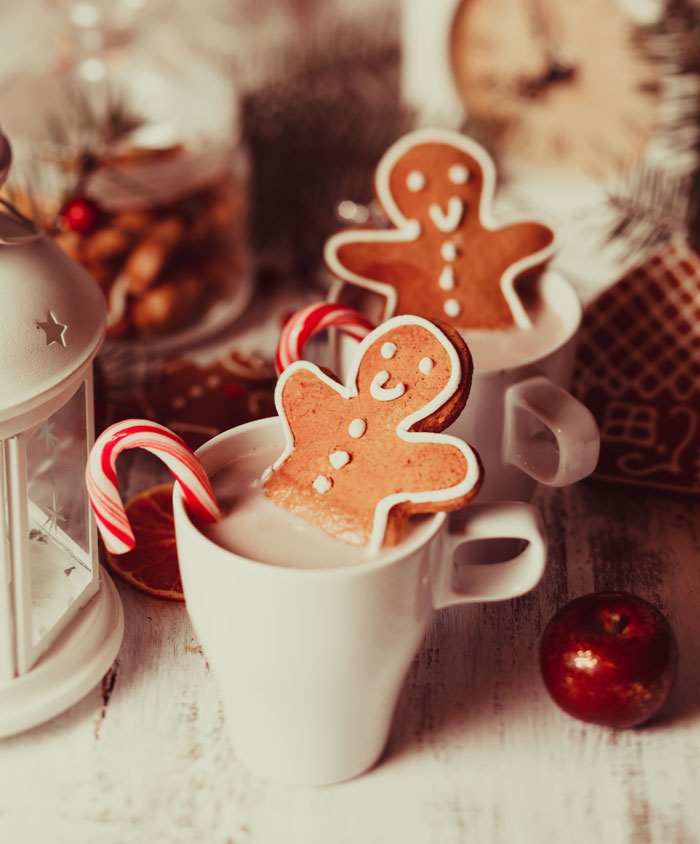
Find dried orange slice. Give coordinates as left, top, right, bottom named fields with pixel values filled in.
left=104, top=483, right=184, bottom=601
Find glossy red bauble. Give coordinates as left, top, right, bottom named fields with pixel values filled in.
left=61, top=196, right=103, bottom=235
left=540, top=591, right=678, bottom=728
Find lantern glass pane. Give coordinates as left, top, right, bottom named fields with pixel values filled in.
left=25, top=382, right=93, bottom=646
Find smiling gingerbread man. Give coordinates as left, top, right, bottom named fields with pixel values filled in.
left=324, top=129, right=557, bottom=331
left=264, top=315, right=482, bottom=552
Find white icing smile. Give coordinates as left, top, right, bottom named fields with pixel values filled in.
left=370, top=370, right=406, bottom=401
left=429, top=197, right=463, bottom=233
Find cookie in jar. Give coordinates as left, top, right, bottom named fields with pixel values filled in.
left=0, top=33, right=252, bottom=350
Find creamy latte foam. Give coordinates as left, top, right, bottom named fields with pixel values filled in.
left=462, top=279, right=567, bottom=371
left=335, top=274, right=568, bottom=373
left=200, top=444, right=432, bottom=569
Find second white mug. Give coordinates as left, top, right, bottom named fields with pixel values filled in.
left=332, top=271, right=599, bottom=502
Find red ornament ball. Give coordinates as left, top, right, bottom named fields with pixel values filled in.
left=61, top=196, right=103, bottom=235
left=540, top=591, right=678, bottom=728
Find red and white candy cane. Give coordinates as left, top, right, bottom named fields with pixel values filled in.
left=276, top=302, right=375, bottom=375
left=86, top=419, right=220, bottom=555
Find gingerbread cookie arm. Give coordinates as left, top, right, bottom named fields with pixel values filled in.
left=371, top=433, right=481, bottom=552
left=486, top=219, right=558, bottom=329
left=271, top=362, right=352, bottom=471
left=325, top=226, right=420, bottom=321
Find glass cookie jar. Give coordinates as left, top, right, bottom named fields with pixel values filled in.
left=0, top=10, right=252, bottom=354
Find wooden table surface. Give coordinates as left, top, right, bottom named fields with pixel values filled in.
left=1, top=478, right=698, bottom=844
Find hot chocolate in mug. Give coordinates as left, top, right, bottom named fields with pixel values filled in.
left=331, top=270, right=600, bottom=502
left=172, top=416, right=547, bottom=785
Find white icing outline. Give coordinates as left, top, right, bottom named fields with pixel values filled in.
left=429, top=197, right=463, bottom=232
left=271, top=315, right=481, bottom=554
left=370, top=370, right=406, bottom=401
left=324, top=128, right=560, bottom=328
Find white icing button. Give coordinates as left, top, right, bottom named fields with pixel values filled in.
left=448, top=164, right=469, bottom=184
left=329, top=451, right=350, bottom=470
left=381, top=342, right=397, bottom=359
left=441, top=241, right=458, bottom=262
left=406, top=170, right=426, bottom=192
left=419, top=357, right=434, bottom=374
left=438, top=266, right=456, bottom=291
left=313, top=475, right=332, bottom=494
left=444, top=298, right=462, bottom=317
left=349, top=418, right=366, bottom=438
left=370, top=370, right=406, bottom=401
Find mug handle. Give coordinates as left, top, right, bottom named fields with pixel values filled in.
left=433, top=502, right=547, bottom=608
left=503, top=375, right=600, bottom=487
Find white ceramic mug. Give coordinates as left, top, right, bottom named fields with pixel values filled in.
left=172, top=416, right=547, bottom=786
left=332, top=271, right=600, bottom=502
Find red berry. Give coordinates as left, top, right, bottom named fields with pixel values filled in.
left=61, top=196, right=103, bottom=235
left=540, top=591, right=678, bottom=728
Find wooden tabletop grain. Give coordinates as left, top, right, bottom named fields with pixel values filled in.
left=1, top=479, right=698, bottom=844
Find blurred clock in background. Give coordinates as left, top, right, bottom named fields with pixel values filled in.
left=402, top=0, right=665, bottom=178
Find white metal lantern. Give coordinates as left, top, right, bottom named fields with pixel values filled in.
left=0, top=131, right=123, bottom=736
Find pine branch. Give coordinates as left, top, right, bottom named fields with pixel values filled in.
left=606, top=0, right=700, bottom=256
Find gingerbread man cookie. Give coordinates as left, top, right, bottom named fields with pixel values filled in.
left=264, top=315, right=482, bottom=552
left=324, top=129, right=557, bottom=331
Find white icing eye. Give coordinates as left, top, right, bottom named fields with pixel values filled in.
left=381, top=342, right=397, bottom=359
left=448, top=164, right=469, bottom=185
left=441, top=241, right=458, bottom=262
left=329, top=451, right=350, bottom=469
left=419, top=357, right=434, bottom=374
left=444, top=298, right=462, bottom=317
left=313, top=475, right=332, bottom=493
left=349, top=418, right=366, bottom=438
left=406, top=170, right=426, bottom=192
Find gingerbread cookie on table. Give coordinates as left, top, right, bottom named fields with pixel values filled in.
left=263, top=315, right=482, bottom=552
left=324, top=129, right=557, bottom=330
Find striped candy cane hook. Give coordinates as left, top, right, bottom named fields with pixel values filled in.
left=276, top=302, right=375, bottom=375
left=86, top=419, right=220, bottom=554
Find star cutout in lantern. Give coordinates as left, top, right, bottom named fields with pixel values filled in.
left=42, top=489, right=67, bottom=535
left=37, top=421, right=59, bottom=453
left=37, top=312, right=67, bottom=346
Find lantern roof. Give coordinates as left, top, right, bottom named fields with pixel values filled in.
left=0, top=133, right=106, bottom=430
